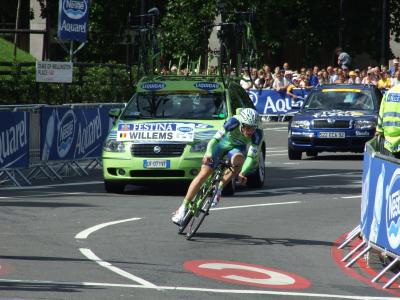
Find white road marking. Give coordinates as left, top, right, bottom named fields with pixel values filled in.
left=79, top=248, right=159, bottom=289
left=266, top=153, right=288, bottom=156
left=341, top=195, right=362, bottom=199
left=0, top=279, right=394, bottom=299
left=212, top=201, right=301, bottom=211
left=265, top=150, right=288, bottom=153
left=0, top=192, right=88, bottom=199
left=295, top=172, right=361, bottom=179
left=75, top=217, right=141, bottom=239
left=0, top=181, right=103, bottom=190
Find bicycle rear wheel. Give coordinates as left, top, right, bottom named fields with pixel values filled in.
left=186, top=187, right=217, bottom=240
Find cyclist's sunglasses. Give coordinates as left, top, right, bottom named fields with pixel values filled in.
left=242, top=124, right=257, bottom=130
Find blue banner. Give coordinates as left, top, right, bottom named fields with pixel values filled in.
left=247, top=88, right=311, bottom=115
left=40, top=106, right=117, bottom=161
left=361, top=148, right=400, bottom=255
left=58, top=0, right=90, bottom=42
left=0, top=111, right=29, bottom=169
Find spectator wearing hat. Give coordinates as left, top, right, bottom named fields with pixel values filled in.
left=377, top=71, right=392, bottom=90
left=362, top=69, right=377, bottom=85
left=283, top=70, right=294, bottom=86
left=348, top=71, right=360, bottom=84
left=286, top=75, right=301, bottom=101
left=389, top=59, right=400, bottom=77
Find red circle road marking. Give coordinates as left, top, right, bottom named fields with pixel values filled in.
left=0, top=262, right=14, bottom=276
left=184, top=260, right=311, bottom=289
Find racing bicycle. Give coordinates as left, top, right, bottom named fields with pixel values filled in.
left=178, top=160, right=235, bottom=240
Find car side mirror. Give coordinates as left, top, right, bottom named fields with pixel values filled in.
left=109, top=108, right=122, bottom=119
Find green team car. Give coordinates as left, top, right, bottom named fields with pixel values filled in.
left=102, top=75, right=266, bottom=193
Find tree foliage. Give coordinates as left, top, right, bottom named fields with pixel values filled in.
left=31, top=0, right=400, bottom=67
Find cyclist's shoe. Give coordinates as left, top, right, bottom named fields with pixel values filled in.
left=211, top=189, right=222, bottom=208
left=171, top=204, right=188, bottom=225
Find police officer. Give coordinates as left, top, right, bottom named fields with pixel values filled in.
left=375, top=84, right=400, bottom=158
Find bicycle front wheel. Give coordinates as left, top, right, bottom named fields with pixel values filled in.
left=186, top=187, right=217, bottom=240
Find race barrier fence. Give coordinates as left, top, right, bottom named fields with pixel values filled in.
left=339, top=137, right=400, bottom=289
left=0, top=103, right=124, bottom=187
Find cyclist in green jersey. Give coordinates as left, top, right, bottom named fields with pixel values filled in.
left=172, top=108, right=263, bottom=225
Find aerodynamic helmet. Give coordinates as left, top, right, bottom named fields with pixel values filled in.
left=239, top=108, right=259, bottom=127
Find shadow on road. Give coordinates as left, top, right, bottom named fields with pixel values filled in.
left=187, top=232, right=334, bottom=247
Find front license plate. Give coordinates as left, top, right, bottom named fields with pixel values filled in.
left=144, top=159, right=170, bottom=168
left=318, top=132, right=345, bottom=138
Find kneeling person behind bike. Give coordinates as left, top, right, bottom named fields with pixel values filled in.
left=172, top=108, right=263, bottom=225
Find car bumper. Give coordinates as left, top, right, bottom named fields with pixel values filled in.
left=102, top=151, right=203, bottom=182
left=288, top=129, right=374, bottom=152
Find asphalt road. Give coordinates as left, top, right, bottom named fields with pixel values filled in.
left=0, top=122, right=397, bottom=300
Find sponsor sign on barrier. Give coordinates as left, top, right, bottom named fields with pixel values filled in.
left=40, top=106, right=114, bottom=161
left=361, top=149, right=400, bottom=255
left=247, top=88, right=310, bottom=115
left=58, top=0, right=90, bottom=42
left=0, top=111, right=29, bottom=169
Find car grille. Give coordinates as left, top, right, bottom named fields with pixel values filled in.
left=130, top=170, right=185, bottom=177
left=131, top=143, right=185, bottom=157
left=312, top=119, right=351, bottom=129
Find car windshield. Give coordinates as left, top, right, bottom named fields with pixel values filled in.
left=304, top=89, right=375, bottom=110
left=120, top=92, right=227, bottom=120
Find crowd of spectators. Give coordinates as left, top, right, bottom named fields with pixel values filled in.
left=238, top=59, right=400, bottom=94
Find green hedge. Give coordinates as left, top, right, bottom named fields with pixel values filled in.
left=0, top=62, right=137, bottom=105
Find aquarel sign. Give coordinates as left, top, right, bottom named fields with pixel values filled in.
left=58, top=0, right=90, bottom=42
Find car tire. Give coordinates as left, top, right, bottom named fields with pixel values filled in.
left=222, top=178, right=236, bottom=196
left=306, top=150, right=318, bottom=157
left=288, top=147, right=302, bottom=160
left=104, top=181, right=125, bottom=193
left=247, top=153, right=265, bottom=188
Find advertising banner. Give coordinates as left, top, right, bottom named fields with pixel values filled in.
left=0, top=111, right=29, bottom=169
left=36, top=61, right=73, bottom=83
left=40, top=106, right=115, bottom=161
left=247, top=88, right=311, bottom=116
left=58, top=0, right=90, bottom=42
left=117, top=122, right=195, bottom=142
left=361, top=148, right=400, bottom=255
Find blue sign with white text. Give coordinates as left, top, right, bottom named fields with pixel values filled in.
left=40, top=106, right=117, bottom=161
left=361, top=147, right=400, bottom=255
left=58, top=0, right=90, bottom=42
left=247, top=88, right=311, bottom=115
left=0, top=111, right=29, bottom=169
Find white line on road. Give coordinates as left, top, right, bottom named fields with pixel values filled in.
left=0, top=279, right=394, bottom=299
left=212, top=201, right=301, bottom=211
left=0, top=192, right=88, bottom=199
left=75, top=217, right=141, bottom=239
left=0, top=181, right=103, bottom=190
left=295, top=172, right=361, bottom=179
left=79, top=248, right=159, bottom=289
left=341, top=195, right=362, bottom=199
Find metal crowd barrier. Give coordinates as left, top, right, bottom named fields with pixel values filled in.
left=338, top=137, right=400, bottom=289
left=0, top=103, right=124, bottom=187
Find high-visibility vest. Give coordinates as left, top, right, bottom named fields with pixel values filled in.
left=376, top=84, right=400, bottom=153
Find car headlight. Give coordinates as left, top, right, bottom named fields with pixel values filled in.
left=103, top=139, right=125, bottom=152
left=190, top=140, right=208, bottom=152
left=291, top=120, right=310, bottom=129
left=354, top=120, right=376, bottom=129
